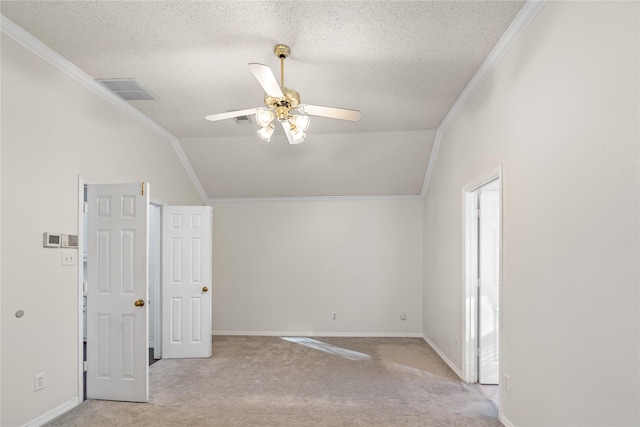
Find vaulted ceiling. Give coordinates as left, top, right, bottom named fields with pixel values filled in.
left=1, top=1, right=525, bottom=200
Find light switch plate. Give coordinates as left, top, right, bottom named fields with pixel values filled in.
left=62, top=250, right=76, bottom=266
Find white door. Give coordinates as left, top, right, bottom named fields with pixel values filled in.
left=162, top=206, right=212, bottom=358
left=478, top=189, right=500, bottom=384
left=86, top=183, right=149, bottom=402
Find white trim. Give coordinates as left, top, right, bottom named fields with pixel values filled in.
left=168, top=139, right=207, bottom=201
left=77, top=176, right=99, bottom=405
left=148, top=203, right=163, bottom=360
left=462, top=166, right=504, bottom=194
left=439, top=0, right=546, bottom=133
left=419, top=0, right=545, bottom=197
left=422, top=335, right=463, bottom=380
left=150, top=197, right=168, bottom=207
left=420, top=130, right=443, bottom=198
left=213, top=331, right=423, bottom=338
left=462, top=189, right=479, bottom=383
left=499, top=414, right=516, bottom=427
left=461, top=166, right=503, bottom=386
left=206, top=194, right=422, bottom=204
left=24, top=397, right=79, bottom=427
left=1, top=15, right=208, bottom=202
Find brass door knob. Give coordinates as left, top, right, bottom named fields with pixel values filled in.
left=202, top=286, right=209, bottom=293
left=134, top=299, right=145, bottom=307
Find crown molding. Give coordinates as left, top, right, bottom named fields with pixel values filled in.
left=167, top=139, right=208, bottom=201
left=206, top=194, right=422, bottom=204
left=420, top=129, right=443, bottom=199
left=419, top=0, right=546, bottom=198
left=1, top=15, right=208, bottom=202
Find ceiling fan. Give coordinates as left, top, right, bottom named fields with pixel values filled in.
left=205, top=44, right=361, bottom=144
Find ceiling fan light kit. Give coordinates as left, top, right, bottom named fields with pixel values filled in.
left=257, top=123, right=275, bottom=141
left=205, top=44, right=361, bottom=144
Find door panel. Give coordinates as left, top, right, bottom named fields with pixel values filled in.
left=162, top=206, right=212, bottom=358
left=87, top=183, right=149, bottom=402
left=479, top=189, right=500, bottom=384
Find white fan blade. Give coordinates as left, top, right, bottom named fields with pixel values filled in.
left=298, top=104, right=361, bottom=122
left=248, top=63, right=284, bottom=98
left=205, top=108, right=260, bottom=122
left=281, top=121, right=296, bottom=144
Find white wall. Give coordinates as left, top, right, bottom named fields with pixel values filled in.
left=211, top=199, right=423, bottom=336
left=0, top=34, right=203, bottom=426
left=422, top=2, right=639, bottom=426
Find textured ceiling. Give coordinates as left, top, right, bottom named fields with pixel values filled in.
left=1, top=1, right=525, bottom=199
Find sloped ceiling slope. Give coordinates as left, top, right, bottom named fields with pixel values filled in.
left=1, top=1, right=524, bottom=199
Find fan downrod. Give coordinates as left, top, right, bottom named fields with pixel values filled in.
left=271, top=44, right=294, bottom=113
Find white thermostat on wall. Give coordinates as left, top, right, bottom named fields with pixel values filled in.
left=43, top=232, right=61, bottom=248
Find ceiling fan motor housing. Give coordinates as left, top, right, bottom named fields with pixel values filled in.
left=265, top=87, right=300, bottom=120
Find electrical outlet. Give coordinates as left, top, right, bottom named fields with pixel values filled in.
left=400, top=312, right=406, bottom=321
left=34, top=372, right=45, bottom=391
left=332, top=312, right=337, bottom=320
left=503, top=373, right=511, bottom=393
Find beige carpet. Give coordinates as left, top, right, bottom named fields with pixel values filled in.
left=47, top=336, right=500, bottom=426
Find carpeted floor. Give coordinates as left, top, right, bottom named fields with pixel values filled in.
left=47, top=336, right=500, bottom=426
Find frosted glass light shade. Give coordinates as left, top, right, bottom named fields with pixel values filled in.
left=291, top=114, right=310, bottom=131
left=257, top=124, right=275, bottom=142
left=290, top=126, right=306, bottom=144
left=256, top=108, right=276, bottom=127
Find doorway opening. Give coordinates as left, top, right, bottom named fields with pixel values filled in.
left=463, top=168, right=502, bottom=403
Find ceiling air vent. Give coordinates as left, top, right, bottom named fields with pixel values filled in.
left=96, top=78, right=159, bottom=101
left=233, top=114, right=253, bottom=125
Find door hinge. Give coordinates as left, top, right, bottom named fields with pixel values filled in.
left=141, top=182, right=145, bottom=196
left=476, top=348, right=481, bottom=358
left=83, top=361, right=88, bottom=372
left=476, top=278, right=480, bottom=288
left=83, top=201, right=88, bottom=213
left=476, top=208, right=481, bottom=218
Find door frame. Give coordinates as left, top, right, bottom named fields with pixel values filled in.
left=77, top=175, right=99, bottom=400
left=77, top=176, right=165, bottom=400
left=461, top=165, right=503, bottom=386
left=148, top=201, right=166, bottom=360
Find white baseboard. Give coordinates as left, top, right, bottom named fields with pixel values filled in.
left=24, top=397, right=79, bottom=427
left=422, top=335, right=464, bottom=379
left=499, top=413, right=515, bottom=427
left=212, top=331, right=423, bottom=338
